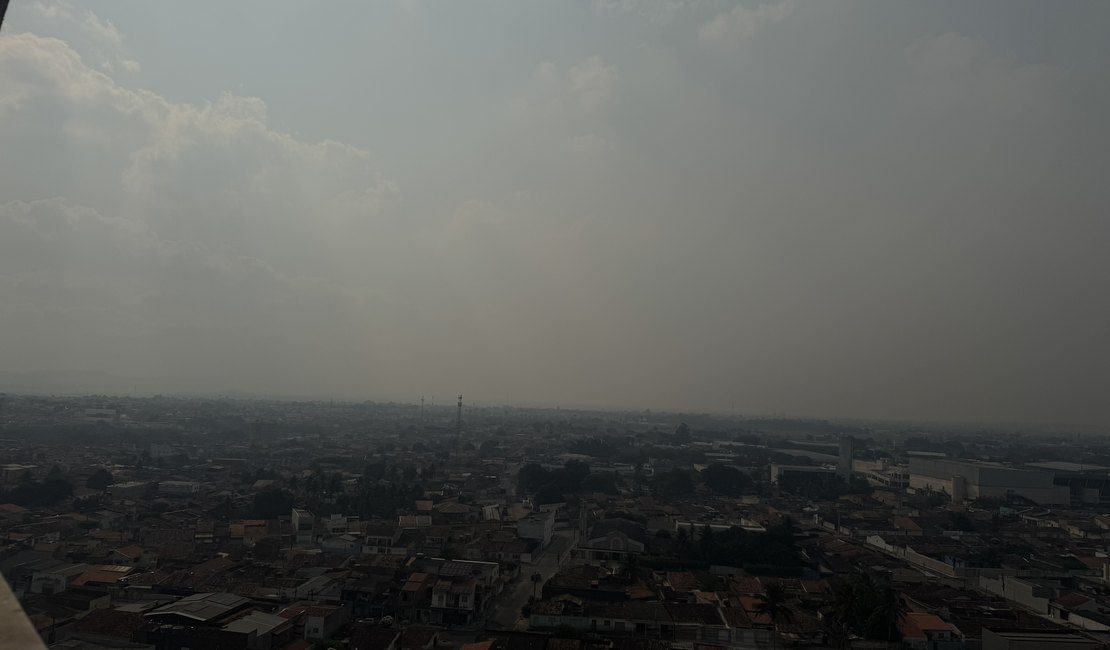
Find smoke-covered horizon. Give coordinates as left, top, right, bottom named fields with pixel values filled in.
left=1, top=1, right=1108, bottom=428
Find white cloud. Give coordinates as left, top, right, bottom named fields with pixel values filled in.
left=1, top=32, right=400, bottom=264
left=79, top=9, right=124, bottom=50
left=521, top=56, right=618, bottom=121
left=0, top=27, right=626, bottom=401
left=592, top=0, right=720, bottom=22
left=567, top=56, right=618, bottom=114
left=29, top=1, right=125, bottom=51
left=0, top=30, right=410, bottom=395
left=902, top=32, right=1064, bottom=117
left=506, top=56, right=619, bottom=171
left=568, top=132, right=614, bottom=158
left=699, top=0, right=793, bottom=51
left=24, top=1, right=136, bottom=73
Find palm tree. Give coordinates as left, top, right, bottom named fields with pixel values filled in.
left=824, top=578, right=861, bottom=648
left=822, top=614, right=850, bottom=650
left=866, top=585, right=907, bottom=644
left=754, top=582, right=794, bottom=649
left=700, top=524, right=715, bottom=553
left=838, top=573, right=874, bottom=634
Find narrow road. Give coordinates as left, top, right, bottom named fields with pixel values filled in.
left=486, top=530, right=575, bottom=630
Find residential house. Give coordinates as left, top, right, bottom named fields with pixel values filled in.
left=898, top=612, right=965, bottom=650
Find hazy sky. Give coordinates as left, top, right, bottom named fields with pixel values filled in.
left=1, top=1, right=1108, bottom=427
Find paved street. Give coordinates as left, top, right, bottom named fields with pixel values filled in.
left=486, top=530, right=576, bottom=630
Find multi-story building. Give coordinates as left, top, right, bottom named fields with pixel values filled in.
left=292, top=508, right=315, bottom=544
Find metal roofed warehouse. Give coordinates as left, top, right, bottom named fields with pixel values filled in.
left=144, top=592, right=252, bottom=625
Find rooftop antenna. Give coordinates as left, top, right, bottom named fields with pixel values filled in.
left=456, top=394, right=463, bottom=437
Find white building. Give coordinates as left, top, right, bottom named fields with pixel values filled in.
left=516, top=511, right=554, bottom=547
left=292, top=508, right=315, bottom=544
left=909, top=457, right=1070, bottom=505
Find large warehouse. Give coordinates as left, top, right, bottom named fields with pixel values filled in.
left=908, top=456, right=1071, bottom=505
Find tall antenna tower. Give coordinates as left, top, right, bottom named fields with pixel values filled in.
left=419, top=396, right=425, bottom=432
left=456, top=394, right=463, bottom=437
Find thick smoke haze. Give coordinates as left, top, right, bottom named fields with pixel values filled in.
left=1, top=1, right=1108, bottom=427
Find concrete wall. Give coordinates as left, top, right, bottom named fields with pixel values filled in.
left=981, top=628, right=1099, bottom=649
left=978, top=576, right=1050, bottom=614
left=0, top=575, right=47, bottom=650
left=904, top=546, right=959, bottom=578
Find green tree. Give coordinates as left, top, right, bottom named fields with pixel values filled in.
left=672, top=423, right=692, bottom=444
left=949, top=512, right=975, bottom=532
left=827, top=574, right=905, bottom=642
left=534, top=484, right=567, bottom=505
left=825, top=577, right=864, bottom=648
left=7, top=473, right=73, bottom=507
left=654, top=468, right=695, bottom=498
left=701, top=464, right=751, bottom=496
left=363, top=461, right=387, bottom=482
left=579, top=472, right=619, bottom=495
left=254, top=488, right=294, bottom=519
left=86, top=468, right=114, bottom=491
left=517, top=463, right=550, bottom=493
left=753, top=582, right=794, bottom=649
left=865, top=584, right=907, bottom=642
left=700, top=524, right=715, bottom=551
left=562, top=459, right=590, bottom=482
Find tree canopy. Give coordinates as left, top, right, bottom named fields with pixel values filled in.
left=826, top=574, right=907, bottom=643
left=86, top=468, right=114, bottom=490
left=518, top=460, right=597, bottom=504
left=653, top=468, right=695, bottom=498
left=3, top=466, right=73, bottom=507
left=701, top=464, right=751, bottom=496
left=253, top=488, right=294, bottom=519
left=698, top=520, right=802, bottom=568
